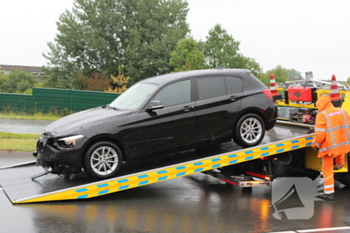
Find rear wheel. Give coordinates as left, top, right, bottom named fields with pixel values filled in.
left=83, top=141, right=122, bottom=180
left=233, top=113, right=265, bottom=148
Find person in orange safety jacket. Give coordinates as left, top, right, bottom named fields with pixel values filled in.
left=311, top=94, right=350, bottom=201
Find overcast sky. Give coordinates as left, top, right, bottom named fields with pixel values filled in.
left=1, top=0, right=349, bottom=80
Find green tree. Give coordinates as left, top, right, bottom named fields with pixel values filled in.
left=0, top=69, right=37, bottom=93
left=258, top=73, right=269, bottom=87
left=266, top=65, right=288, bottom=84
left=264, top=65, right=303, bottom=87
left=241, top=57, right=263, bottom=78
left=169, top=38, right=204, bottom=72
left=43, top=0, right=190, bottom=89
left=105, top=67, right=130, bottom=93
left=286, top=69, right=302, bottom=80
left=0, top=69, right=7, bottom=90
left=258, top=66, right=303, bottom=87
left=199, top=24, right=245, bottom=69
left=344, top=77, right=350, bottom=89
left=74, top=71, right=111, bottom=91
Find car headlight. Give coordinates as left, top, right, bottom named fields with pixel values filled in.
left=56, top=135, right=84, bottom=149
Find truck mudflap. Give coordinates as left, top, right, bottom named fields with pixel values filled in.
left=0, top=125, right=314, bottom=204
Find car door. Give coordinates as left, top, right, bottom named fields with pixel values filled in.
left=136, top=79, right=197, bottom=153
left=195, top=76, right=243, bottom=142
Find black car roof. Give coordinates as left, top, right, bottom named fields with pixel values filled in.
left=141, top=68, right=251, bottom=85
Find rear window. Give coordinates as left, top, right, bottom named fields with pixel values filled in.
left=225, top=77, right=243, bottom=94
left=197, top=77, right=226, bottom=100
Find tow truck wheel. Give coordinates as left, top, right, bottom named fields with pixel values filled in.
left=83, top=141, right=122, bottom=180
left=233, top=113, right=265, bottom=148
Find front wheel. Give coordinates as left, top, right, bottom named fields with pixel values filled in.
left=233, top=113, right=265, bottom=148
left=83, top=141, right=122, bottom=180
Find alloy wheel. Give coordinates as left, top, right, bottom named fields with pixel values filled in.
left=240, top=117, right=263, bottom=144
left=90, top=146, right=119, bottom=176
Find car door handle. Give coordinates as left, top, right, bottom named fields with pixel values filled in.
left=183, top=106, right=194, bottom=112
left=230, top=95, right=241, bottom=101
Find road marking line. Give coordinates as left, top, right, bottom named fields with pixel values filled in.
left=268, top=231, right=295, bottom=233
left=297, top=226, right=350, bottom=232
left=269, top=226, right=350, bottom=233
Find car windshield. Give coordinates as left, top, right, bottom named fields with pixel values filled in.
left=109, top=82, right=158, bottom=110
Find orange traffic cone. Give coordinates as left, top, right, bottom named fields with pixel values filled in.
left=270, top=74, right=278, bottom=96
left=330, top=74, right=342, bottom=107
left=270, top=74, right=282, bottom=102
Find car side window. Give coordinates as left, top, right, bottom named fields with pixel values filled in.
left=225, top=77, right=243, bottom=94
left=197, top=77, right=226, bottom=100
left=153, top=80, right=191, bottom=107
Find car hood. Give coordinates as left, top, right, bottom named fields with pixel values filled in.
left=44, top=106, right=131, bottom=137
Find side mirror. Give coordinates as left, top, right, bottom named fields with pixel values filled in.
left=146, top=100, right=164, bottom=111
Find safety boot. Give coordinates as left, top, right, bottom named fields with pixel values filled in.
left=333, top=165, right=344, bottom=170
left=317, top=193, right=334, bottom=201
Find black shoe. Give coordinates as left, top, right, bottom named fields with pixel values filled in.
left=318, top=193, right=334, bottom=201
left=333, top=165, right=344, bottom=170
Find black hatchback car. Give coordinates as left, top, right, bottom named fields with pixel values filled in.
left=34, top=68, right=277, bottom=179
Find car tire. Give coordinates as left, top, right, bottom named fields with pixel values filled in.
left=83, top=141, right=122, bottom=180
left=233, top=113, right=265, bottom=148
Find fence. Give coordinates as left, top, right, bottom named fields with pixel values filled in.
left=0, top=88, right=120, bottom=114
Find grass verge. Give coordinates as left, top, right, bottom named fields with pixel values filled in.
left=0, top=132, right=40, bottom=152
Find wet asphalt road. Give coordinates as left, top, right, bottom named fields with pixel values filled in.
left=0, top=119, right=52, bottom=134
left=1, top=121, right=350, bottom=232
left=2, top=152, right=350, bottom=233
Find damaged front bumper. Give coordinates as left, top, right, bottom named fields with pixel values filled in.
left=33, top=133, right=85, bottom=174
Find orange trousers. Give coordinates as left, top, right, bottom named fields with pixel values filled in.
left=322, top=154, right=345, bottom=194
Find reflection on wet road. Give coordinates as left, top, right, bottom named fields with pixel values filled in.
left=1, top=173, right=350, bottom=233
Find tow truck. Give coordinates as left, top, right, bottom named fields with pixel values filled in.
left=1, top=77, right=350, bottom=204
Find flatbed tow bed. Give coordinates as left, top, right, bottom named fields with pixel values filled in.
left=0, top=123, right=315, bottom=204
